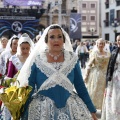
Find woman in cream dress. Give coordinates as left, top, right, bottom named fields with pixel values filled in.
left=84, top=38, right=110, bottom=110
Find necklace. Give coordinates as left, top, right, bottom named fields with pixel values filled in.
left=48, top=52, right=63, bottom=61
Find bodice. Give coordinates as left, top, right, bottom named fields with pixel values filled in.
left=94, top=52, right=110, bottom=70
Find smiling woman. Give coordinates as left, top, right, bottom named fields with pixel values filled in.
left=17, top=24, right=98, bottom=120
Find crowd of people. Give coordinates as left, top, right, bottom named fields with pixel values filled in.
left=0, top=24, right=120, bottom=120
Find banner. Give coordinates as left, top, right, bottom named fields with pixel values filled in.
left=0, top=16, right=39, bottom=37
left=4, top=0, right=43, bottom=6
left=70, top=13, right=81, bottom=39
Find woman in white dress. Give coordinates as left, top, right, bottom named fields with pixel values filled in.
left=101, top=35, right=120, bottom=120
left=0, top=35, right=19, bottom=75
left=1, top=33, right=34, bottom=120
left=7, top=33, right=34, bottom=78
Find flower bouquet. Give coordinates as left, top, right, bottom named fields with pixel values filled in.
left=0, top=78, right=32, bottom=120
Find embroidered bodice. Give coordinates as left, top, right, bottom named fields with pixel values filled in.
left=25, top=50, right=96, bottom=112
left=88, top=51, right=110, bottom=71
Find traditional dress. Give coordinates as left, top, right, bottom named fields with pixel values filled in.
left=20, top=51, right=96, bottom=120
left=0, top=48, right=5, bottom=54
left=0, top=51, right=12, bottom=120
left=85, top=51, right=110, bottom=110
left=101, top=53, right=120, bottom=120
left=1, top=54, right=24, bottom=120
left=7, top=54, right=24, bottom=78
left=0, top=50, right=12, bottom=75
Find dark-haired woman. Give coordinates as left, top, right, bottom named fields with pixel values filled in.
left=18, top=24, right=98, bottom=120
left=7, top=33, right=34, bottom=78
left=0, top=35, right=18, bottom=75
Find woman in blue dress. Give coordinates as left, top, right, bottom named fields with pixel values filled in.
left=18, top=24, right=98, bottom=120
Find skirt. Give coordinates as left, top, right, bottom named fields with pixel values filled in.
left=22, top=92, right=93, bottom=120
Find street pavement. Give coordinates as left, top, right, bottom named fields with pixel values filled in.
left=81, top=68, right=101, bottom=120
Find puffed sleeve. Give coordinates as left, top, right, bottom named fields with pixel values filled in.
left=74, top=61, right=96, bottom=113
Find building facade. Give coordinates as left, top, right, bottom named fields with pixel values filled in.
left=42, top=0, right=100, bottom=41
left=78, top=0, right=99, bottom=41
left=0, top=0, right=100, bottom=41
left=101, top=0, right=120, bottom=42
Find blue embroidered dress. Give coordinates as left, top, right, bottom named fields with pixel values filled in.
left=21, top=51, right=96, bottom=120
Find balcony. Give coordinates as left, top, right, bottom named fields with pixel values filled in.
left=104, top=20, right=109, bottom=27
left=0, top=8, right=45, bottom=19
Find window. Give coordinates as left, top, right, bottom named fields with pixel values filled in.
left=105, top=0, right=109, bottom=9
left=82, top=4, right=86, bottom=8
left=105, top=34, right=109, bottom=41
left=91, top=16, right=95, bottom=21
left=117, top=10, right=120, bottom=20
left=104, top=12, right=109, bottom=27
left=82, top=16, right=86, bottom=21
left=116, top=0, right=120, bottom=6
left=91, top=4, right=95, bottom=8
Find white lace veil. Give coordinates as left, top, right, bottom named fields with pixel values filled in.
left=5, top=35, right=18, bottom=52
left=17, top=24, right=73, bottom=87
left=16, top=33, right=34, bottom=55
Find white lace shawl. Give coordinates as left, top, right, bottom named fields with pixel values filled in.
left=18, top=50, right=78, bottom=93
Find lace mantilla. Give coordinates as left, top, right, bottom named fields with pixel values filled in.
left=50, top=62, right=63, bottom=70
left=35, top=51, right=78, bottom=93
left=39, top=72, right=73, bottom=93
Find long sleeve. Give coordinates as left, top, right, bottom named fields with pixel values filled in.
left=84, top=52, right=95, bottom=82
left=20, top=63, right=37, bottom=118
left=74, top=61, right=96, bottom=113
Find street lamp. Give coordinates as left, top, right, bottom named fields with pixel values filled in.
left=111, top=19, right=119, bottom=41
left=88, top=28, right=96, bottom=40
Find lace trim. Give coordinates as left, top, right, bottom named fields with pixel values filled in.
left=60, top=52, right=78, bottom=76
left=35, top=51, right=78, bottom=92
left=39, top=72, right=73, bottom=93
left=35, top=56, right=55, bottom=77
left=36, top=51, right=78, bottom=77
left=50, top=62, right=63, bottom=70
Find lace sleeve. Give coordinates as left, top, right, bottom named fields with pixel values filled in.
left=84, top=51, right=95, bottom=82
